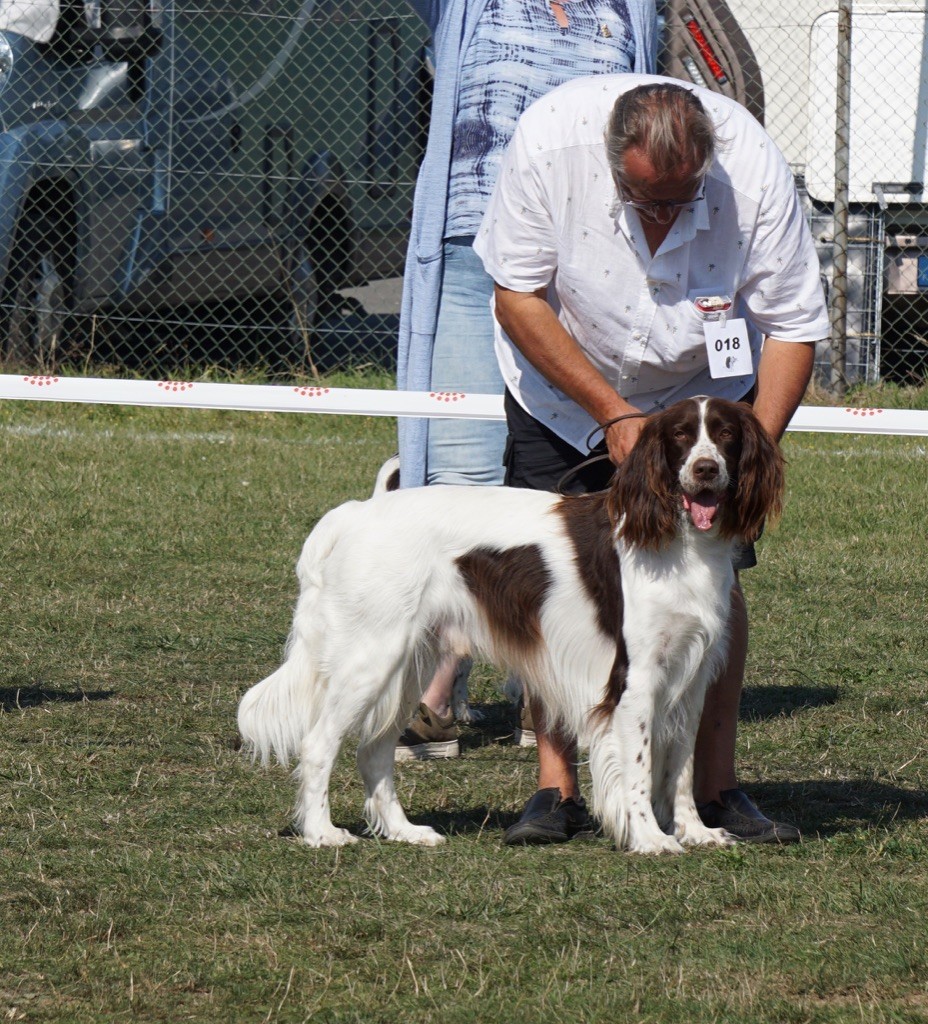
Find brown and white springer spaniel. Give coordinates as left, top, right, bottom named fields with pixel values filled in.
left=238, top=396, right=784, bottom=854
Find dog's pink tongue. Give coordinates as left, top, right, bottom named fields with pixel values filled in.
left=683, top=490, right=719, bottom=531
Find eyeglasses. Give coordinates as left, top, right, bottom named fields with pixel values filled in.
left=615, top=179, right=706, bottom=224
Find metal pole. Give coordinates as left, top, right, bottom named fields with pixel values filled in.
left=830, top=0, right=853, bottom=396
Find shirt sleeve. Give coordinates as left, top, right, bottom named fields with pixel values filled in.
left=738, top=142, right=831, bottom=342
left=473, top=119, right=559, bottom=293
left=629, top=0, right=659, bottom=74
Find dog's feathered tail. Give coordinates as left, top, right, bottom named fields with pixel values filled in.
left=237, top=509, right=347, bottom=767
left=239, top=458, right=403, bottom=767
left=237, top=659, right=314, bottom=767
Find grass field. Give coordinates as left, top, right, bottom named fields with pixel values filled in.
left=1, top=387, right=927, bottom=1023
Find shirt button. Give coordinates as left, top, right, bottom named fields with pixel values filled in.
left=632, top=331, right=642, bottom=341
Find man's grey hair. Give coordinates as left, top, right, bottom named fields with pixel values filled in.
left=605, top=83, right=720, bottom=183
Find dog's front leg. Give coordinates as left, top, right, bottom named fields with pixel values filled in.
left=596, top=685, right=684, bottom=855
left=659, top=686, right=733, bottom=849
left=358, top=735, right=445, bottom=846
left=669, top=754, right=734, bottom=849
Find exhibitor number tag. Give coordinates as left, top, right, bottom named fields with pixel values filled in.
left=704, top=318, right=752, bottom=379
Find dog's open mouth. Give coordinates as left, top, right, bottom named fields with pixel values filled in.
left=682, top=490, right=721, bottom=531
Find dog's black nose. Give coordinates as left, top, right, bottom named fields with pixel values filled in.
left=692, top=458, right=720, bottom=482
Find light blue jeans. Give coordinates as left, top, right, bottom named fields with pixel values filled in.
left=427, top=236, right=508, bottom=486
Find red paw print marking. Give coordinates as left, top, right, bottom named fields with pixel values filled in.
left=430, top=391, right=466, bottom=403
left=845, top=407, right=884, bottom=417
left=293, top=386, right=331, bottom=398
left=23, top=375, right=60, bottom=387
left=158, top=381, right=194, bottom=393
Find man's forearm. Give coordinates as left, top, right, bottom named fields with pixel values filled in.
left=494, top=285, right=650, bottom=462
left=494, top=285, right=633, bottom=425
left=752, top=337, right=816, bottom=441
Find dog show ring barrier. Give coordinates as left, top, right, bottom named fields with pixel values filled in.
left=1, top=374, right=927, bottom=437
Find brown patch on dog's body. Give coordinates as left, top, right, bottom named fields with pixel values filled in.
left=455, top=545, right=551, bottom=656
left=553, top=493, right=629, bottom=717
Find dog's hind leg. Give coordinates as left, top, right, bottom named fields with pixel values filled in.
left=358, top=733, right=445, bottom=846
left=293, top=719, right=359, bottom=848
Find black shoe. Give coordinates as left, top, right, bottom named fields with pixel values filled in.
left=504, top=787, right=595, bottom=845
left=698, top=788, right=801, bottom=845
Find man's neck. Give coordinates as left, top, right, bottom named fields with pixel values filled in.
left=641, top=216, right=676, bottom=256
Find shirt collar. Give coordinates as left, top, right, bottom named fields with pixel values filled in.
left=613, top=198, right=709, bottom=258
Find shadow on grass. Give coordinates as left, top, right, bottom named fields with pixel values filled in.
left=747, top=779, right=928, bottom=840
left=280, top=807, right=526, bottom=843
left=740, top=683, right=840, bottom=720
left=0, top=686, right=114, bottom=712
left=460, top=687, right=843, bottom=734
left=404, top=779, right=928, bottom=844
left=293, top=779, right=928, bottom=846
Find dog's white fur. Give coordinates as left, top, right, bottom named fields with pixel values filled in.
left=371, top=453, right=481, bottom=726
left=238, top=397, right=783, bottom=853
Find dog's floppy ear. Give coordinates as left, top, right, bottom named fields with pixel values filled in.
left=729, top=405, right=785, bottom=542
left=607, top=412, right=678, bottom=549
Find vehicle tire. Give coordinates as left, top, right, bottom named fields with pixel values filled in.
left=1, top=207, right=75, bottom=371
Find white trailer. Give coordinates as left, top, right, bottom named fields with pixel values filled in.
left=660, top=0, right=928, bottom=383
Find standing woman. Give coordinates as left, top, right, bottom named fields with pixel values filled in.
left=394, top=0, right=658, bottom=758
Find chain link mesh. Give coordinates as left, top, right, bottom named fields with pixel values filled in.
left=0, top=0, right=428, bottom=377
left=1, top=0, right=926, bottom=387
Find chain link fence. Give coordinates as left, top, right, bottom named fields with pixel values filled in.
left=0, top=0, right=429, bottom=377
left=1, top=0, right=927, bottom=387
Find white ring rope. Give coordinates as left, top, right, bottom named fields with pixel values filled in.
left=1, top=374, right=927, bottom=436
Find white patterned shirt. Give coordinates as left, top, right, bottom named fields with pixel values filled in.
left=474, top=73, right=830, bottom=453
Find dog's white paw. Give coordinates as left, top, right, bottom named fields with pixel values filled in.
left=301, top=827, right=359, bottom=848
left=628, top=832, right=684, bottom=856
left=675, top=822, right=735, bottom=848
left=389, top=825, right=446, bottom=846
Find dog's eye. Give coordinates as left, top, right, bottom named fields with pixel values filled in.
left=673, top=429, right=689, bottom=441
left=718, top=427, right=734, bottom=440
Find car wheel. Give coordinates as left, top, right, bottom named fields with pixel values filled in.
left=1, top=208, right=75, bottom=371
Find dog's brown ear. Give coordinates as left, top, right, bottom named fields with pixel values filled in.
left=730, top=407, right=785, bottom=542
left=607, top=415, right=678, bottom=549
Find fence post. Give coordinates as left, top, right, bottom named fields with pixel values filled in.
left=829, top=0, right=853, bottom=396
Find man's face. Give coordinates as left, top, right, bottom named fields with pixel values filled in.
left=614, top=147, right=705, bottom=225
